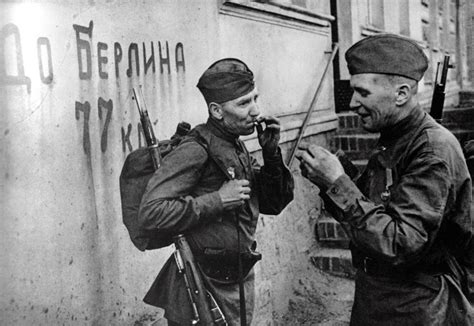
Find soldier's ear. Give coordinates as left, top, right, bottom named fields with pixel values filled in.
left=395, top=84, right=411, bottom=106
left=209, top=102, right=223, bottom=120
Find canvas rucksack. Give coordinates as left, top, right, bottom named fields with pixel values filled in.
left=119, top=122, right=193, bottom=251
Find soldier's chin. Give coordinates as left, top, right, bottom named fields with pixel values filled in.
left=241, top=126, right=255, bottom=136
left=361, top=122, right=377, bottom=132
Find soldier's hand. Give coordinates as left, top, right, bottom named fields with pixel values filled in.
left=218, top=179, right=251, bottom=210
left=256, top=116, right=280, bottom=156
left=295, top=143, right=345, bottom=189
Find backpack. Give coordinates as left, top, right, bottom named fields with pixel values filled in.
left=119, top=122, right=192, bottom=251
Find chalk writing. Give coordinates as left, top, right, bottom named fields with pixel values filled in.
left=72, top=21, right=185, bottom=80
left=75, top=101, right=92, bottom=155
left=72, top=21, right=93, bottom=80
left=121, top=123, right=133, bottom=153
left=158, top=41, right=170, bottom=74
left=98, top=97, right=113, bottom=152
left=126, top=43, right=139, bottom=77
left=175, top=42, right=185, bottom=72
left=1, top=22, right=188, bottom=158
left=143, top=42, right=155, bottom=75
left=114, top=42, right=122, bottom=78
left=74, top=97, right=116, bottom=154
left=37, top=37, right=53, bottom=84
left=97, top=42, right=108, bottom=79
left=0, top=23, right=31, bottom=93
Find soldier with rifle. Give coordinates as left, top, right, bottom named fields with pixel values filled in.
left=297, top=34, right=473, bottom=325
left=137, top=58, right=294, bottom=325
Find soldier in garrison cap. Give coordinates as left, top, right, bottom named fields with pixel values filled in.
left=297, top=33, right=474, bottom=325
left=138, top=58, right=294, bottom=325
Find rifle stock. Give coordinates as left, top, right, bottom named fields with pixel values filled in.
left=174, top=235, right=228, bottom=325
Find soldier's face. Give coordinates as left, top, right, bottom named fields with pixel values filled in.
left=349, top=74, right=400, bottom=132
left=220, top=88, right=261, bottom=136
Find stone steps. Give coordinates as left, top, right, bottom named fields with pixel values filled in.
left=459, top=90, right=474, bottom=107
left=315, top=217, right=350, bottom=249
left=310, top=248, right=356, bottom=279
left=442, top=106, right=474, bottom=128
left=332, top=133, right=378, bottom=161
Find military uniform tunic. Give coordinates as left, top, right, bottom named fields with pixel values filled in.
left=324, top=106, right=473, bottom=325
left=138, top=118, right=294, bottom=325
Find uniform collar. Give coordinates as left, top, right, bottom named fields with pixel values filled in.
left=379, top=105, right=425, bottom=146
left=206, top=117, right=240, bottom=143
left=375, top=105, right=427, bottom=167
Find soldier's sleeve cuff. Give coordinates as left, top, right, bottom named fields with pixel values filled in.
left=325, top=174, right=363, bottom=212
left=262, top=147, right=284, bottom=177
left=195, top=192, right=224, bottom=222
left=262, top=147, right=281, bottom=162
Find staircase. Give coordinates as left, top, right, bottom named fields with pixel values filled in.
left=441, top=91, right=474, bottom=145
left=310, top=90, right=474, bottom=279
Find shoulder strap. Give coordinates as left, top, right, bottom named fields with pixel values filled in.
left=188, top=125, right=235, bottom=180
left=178, top=127, right=210, bottom=163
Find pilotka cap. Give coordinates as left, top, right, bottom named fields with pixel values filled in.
left=345, top=33, right=429, bottom=81
left=197, top=58, right=255, bottom=104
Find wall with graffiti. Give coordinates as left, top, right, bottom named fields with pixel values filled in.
left=0, top=0, right=335, bottom=324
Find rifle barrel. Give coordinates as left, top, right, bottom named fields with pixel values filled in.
left=440, top=55, right=450, bottom=87
left=430, top=55, right=451, bottom=123
left=132, top=86, right=162, bottom=169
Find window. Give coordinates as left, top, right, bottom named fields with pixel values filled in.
left=249, top=0, right=330, bottom=15
left=220, top=0, right=334, bottom=31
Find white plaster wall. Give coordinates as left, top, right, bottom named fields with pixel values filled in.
left=0, top=0, right=333, bottom=325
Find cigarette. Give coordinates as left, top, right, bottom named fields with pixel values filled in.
left=254, top=117, right=265, bottom=126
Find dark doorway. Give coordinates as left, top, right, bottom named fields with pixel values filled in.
left=330, top=0, right=353, bottom=113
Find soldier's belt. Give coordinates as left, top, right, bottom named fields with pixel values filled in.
left=197, top=248, right=262, bottom=283
left=355, top=256, right=448, bottom=291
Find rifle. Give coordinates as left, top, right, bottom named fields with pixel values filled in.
left=174, top=235, right=228, bottom=325
left=430, top=55, right=453, bottom=123
left=132, top=87, right=162, bottom=169
left=132, top=87, right=227, bottom=325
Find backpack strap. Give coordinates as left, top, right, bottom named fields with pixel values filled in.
left=185, top=125, right=235, bottom=181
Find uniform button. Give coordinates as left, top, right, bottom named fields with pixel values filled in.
left=331, top=187, right=339, bottom=194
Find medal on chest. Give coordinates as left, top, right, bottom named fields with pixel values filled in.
left=380, top=168, right=393, bottom=202
left=227, top=166, right=235, bottom=179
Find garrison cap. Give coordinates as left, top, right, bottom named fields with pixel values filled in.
left=345, top=33, right=428, bottom=81
left=197, top=58, right=255, bottom=104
